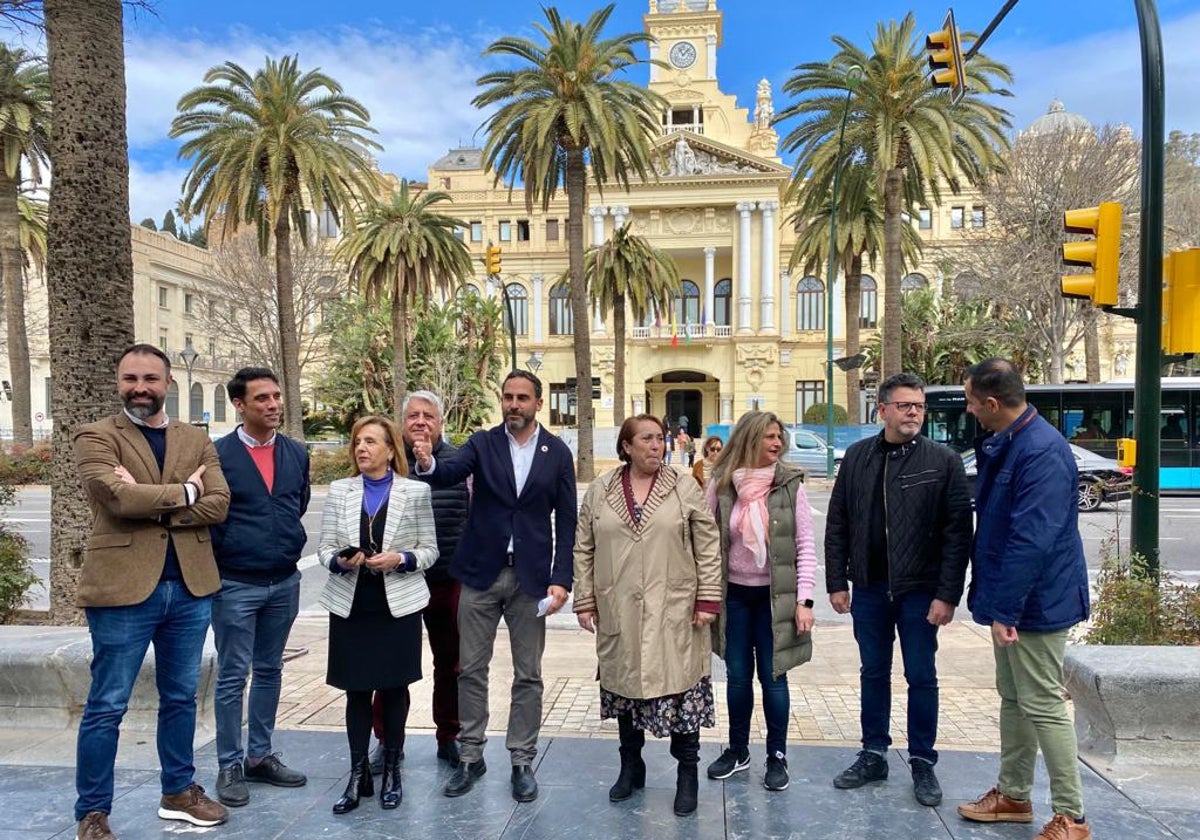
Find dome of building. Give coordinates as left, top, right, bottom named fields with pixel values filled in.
left=1026, top=99, right=1094, bottom=136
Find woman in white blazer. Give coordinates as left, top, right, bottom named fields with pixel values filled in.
left=318, top=416, right=438, bottom=814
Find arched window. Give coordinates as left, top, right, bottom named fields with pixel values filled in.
left=166, top=381, right=179, bottom=419
left=714, top=278, right=732, bottom=327
left=953, top=272, right=982, bottom=300
left=796, top=276, right=824, bottom=331
left=860, top=275, right=878, bottom=328
left=671, top=280, right=701, bottom=326
left=503, top=283, right=528, bottom=336
left=901, top=272, right=928, bottom=295
left=549, top=284, right=573, bottom=335
left=189, top=382, right=204, bottom=423
left=213, top=385, right=227, bottom=423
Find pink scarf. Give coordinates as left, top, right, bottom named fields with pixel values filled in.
left=731, top=467, right=774, bottom=569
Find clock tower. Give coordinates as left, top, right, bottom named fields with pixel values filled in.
left=645, top=0, right=722, bottom=85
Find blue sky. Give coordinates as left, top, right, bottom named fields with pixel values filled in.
left=10, top=0, right=1200, bottom=221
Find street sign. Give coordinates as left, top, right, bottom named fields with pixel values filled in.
left=34, top=412, right=44, bottom=421
left=202, top=411, right=211, bottom=422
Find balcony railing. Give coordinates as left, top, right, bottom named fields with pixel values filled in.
left=630, top=323, right=731, bottom=340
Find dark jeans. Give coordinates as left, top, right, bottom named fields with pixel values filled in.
left=211, top=571, right=301, bottom=768
left=75, top=581, right=212, bottom=821
left=851, top=581, right=939, bottom=764
left=724, top=582, right=789, bottom=756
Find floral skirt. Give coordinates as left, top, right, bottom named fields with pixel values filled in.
left=600, top=676, right=715, bottom=738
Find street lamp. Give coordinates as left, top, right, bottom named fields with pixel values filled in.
left=178, top=346, right=200, bottom=422
left=525, top=351, right=543, bottom=374
left=824, top=65, right=863, bottom=476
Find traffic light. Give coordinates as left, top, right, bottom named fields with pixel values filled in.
left=1117, top=438, right=1136, bottom=469
left=926, top=10, right=966, bottom=104
left=1163, top=248, right=1200, bottom=355
left=1061, top=201, right=1121, bottom=308
left=486, top=244, right=502, bottom=276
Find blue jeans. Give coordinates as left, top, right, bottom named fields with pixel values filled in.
left=851, top=582, right=939, bottom=764
left=75, top=580, right=212, bottom=820
left=211, top=571, right=301, bottom=768
left=724, top=582, right=789, bottom=756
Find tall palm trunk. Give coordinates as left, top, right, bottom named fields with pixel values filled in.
left=843, top=253, right=863, bottom=424
left=273, top=213, right=304, bottom=439
left=566, top=146, right=593, bottom=481
left=612, top=288, right=626, bottom=427
left=882, top=166, right=905, bottom=379
left=45, top=0, right=135, bottom=624
left=0, top=170, right=32, bottom=445
left=391, top=283, right=408, bottom=425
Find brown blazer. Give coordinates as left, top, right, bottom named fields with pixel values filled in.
left=73, top=413, right=231, bottom=607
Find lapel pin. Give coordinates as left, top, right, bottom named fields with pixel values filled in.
left=540, top=445, right=548, bottom=452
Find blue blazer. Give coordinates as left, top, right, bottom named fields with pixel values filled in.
left=419, top=424, right=576, bottom=598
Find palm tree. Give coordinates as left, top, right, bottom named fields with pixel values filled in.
left=473, top=4, right=666, bottom=481
left=778, top=13, right=1012, bottom=378
left=787, top=162, right=920, bottom=421
left=171, top=55, right=380, bottom=438
left=335, top=179, right=473, bottom=424
left=0, top=45, right=50, bottom=446
left=44, top=0, right=137, bottom=623
left=575, top=222, right=679, bottom=427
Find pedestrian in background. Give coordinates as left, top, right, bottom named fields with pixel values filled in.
left=691, top=436, right=724, bottom=489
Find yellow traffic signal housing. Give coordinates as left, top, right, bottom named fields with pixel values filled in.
left=926, top=10, right=966, bottom=104
left=1163, top=248, right=1200, bottom=355
left=1117, top=438, right=1136, bottom=469
left=486, top=244, right=502, bottom=276
left=1061, top=201, right=1121, bottom=307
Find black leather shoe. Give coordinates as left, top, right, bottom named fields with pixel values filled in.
left=511, top=765, right=538, bottom=802
left=437, top=741, right=460, bottom=764
left=911, top=759, right=942, bottom=807
left=443, top=759, right=486, bottom=798
left=216, top=764, right=249, bottom=807
left=833, top=750, right=889, bottom=789
left=244, top=754, right=306, bottom=787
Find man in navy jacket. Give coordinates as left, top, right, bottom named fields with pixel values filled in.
left=210, top=368, right=310, bottom=808
left=956, top=359, right=1091, bottom=840
left=413, top=371, right=575, bottom=804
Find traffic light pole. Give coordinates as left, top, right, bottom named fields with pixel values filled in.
left=1130, top=0, right=1165, bottom=579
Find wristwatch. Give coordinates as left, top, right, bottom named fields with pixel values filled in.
left=801, top=599, right=814, bottom=608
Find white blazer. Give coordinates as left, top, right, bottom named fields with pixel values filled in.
left=317, top=475, right=439, bottom=618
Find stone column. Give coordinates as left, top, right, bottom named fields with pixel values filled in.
left=779, top=269, right=791, bottom=335
left=759, top=200, right=777, bottom=333
left=735, top=201, right=755, bottom=333
left=610, top=205, right=629, bottom=230
left=704, top=246, right=716, bottom=330
left=720, top=396, right=733, bottom=424
left=531, top=274, right=544, bottom=342
left=706, top=34, right=717, bottom=81
left=648, top=41, right=659, bottom=83
left=588, top=205, right=607, bottom=246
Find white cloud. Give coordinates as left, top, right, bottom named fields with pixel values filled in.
left=128, top=161, right=192, bottom=226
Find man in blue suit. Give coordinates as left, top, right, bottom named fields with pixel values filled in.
left=412, top=370, right=576, bottom=804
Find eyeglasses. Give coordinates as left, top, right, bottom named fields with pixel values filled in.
left=883, top=401, right=926, bottom=413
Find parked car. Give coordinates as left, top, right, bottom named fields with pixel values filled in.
left=960, top=443, right=1133, bottom=512
left=782, top=429, right=846, bottom=478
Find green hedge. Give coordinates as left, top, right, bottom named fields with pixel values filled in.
left=310, top=449, right=353, bottom=485
left=0, top=442, right=52, bottom=485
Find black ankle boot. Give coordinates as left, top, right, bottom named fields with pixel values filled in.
left=670, top=731, right=700, bottom=816
left=379, top=748, right=403, bottom=809
left=332, top=753, right=374, bottom=814
left=609, top=713, right=647, bottom=802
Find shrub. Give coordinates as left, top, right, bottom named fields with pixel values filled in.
left=1085, top=552, right=1200, bottom=645
left=0, top=442, right=52, bottom=485
left=309, top=448, right=353, bottom=485
left=0, top=522, right=37, bottom=623
left=802, top=402, right=849, bottom=426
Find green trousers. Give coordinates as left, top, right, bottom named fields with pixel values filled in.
left=993, top=629, right=1084, bottom=819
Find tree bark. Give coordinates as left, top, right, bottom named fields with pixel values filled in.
left=843, top=253, right=863, bottom=424
left=882, top=166, right=905, bottom=379
left=612, top=289, right=625, bottom=428
left=273, top=213, right=304, bottom=439
left=45, top=0, right=135, bottom=624
left=391, top=281, right=408, bottom=426
left=1084, top=308, right=1101, bottom=382
left=566, top=147, right=592, bottom=481
left=0, top=170, right=32, bottom=445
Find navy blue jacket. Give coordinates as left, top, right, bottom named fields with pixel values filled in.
left=211, top=429, right=311, bottom=585
left=418, top=423, right=576, bottom=598
left=969, top=406, right=1090, bottom=631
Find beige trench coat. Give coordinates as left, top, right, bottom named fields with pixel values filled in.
left=573, top=466, right=723, bottom=700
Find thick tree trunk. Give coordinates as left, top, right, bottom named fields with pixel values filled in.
left=612, top=290, right=626, bottom=428
left=273, top=214, right=304, bottom=439
left=843, top=253, right=863, bottom=425
left=1084, top=309, right=1101, bottom=383
left=0, top=170, right=33, bottom=445
left=45, top=0, right=135, bottom=624
left=566, top=148, right=593, bottom=480
left=882, top=166, right=905, bottom=379
left=392, top=283, right=408, bottom=425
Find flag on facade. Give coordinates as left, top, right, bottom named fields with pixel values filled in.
left=670, top=307, right=679, bottom=347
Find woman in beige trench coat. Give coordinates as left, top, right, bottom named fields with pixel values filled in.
left=574, top=414, right=722, bottom=818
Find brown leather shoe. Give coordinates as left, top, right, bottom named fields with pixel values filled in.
left=957, top=786, right=1034, bottom=823
left=157, top=784, right=228, bottom=827
left=76, top=811, right=117, bottom=840
left=1034, top=814, right=1093, bottom=840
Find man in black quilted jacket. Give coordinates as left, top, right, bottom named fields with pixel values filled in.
left=825, top=372, right=972, bottom=808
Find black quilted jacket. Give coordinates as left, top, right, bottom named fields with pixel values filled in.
left=825, top=433, right=973, bottom=604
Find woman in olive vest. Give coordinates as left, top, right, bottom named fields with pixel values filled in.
left=704, top=411, right=817, bottom=793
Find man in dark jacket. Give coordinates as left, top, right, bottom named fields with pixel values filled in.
left=956, top=359, right=1091, bottom=840
left=826, top=372, right=972, bottom=808
left=211, top=368, right=310, bottom=807
left=368, top=390, right=469, bottom=771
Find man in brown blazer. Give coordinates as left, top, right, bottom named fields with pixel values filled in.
left=72, top=344, right=231, bottom=840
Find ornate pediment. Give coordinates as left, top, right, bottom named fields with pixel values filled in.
left=652, top=132, right=785, bottom=178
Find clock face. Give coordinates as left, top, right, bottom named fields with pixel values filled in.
left=669, top=41, right=697, bottom=70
